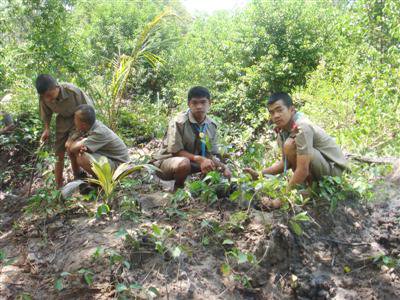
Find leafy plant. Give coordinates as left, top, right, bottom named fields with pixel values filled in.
left=120, top=194, right=141, bottom=222
left=24, top=152, right=62, bottom=216
left=312, top=174, right=373, bottom=211
left=289, top=211, right=311, bottom=236
left=78, top=268, right=94, bottom=286
left=148, top=224, right=173, bottom=256
left=187, top=171, right=230, bottom=204
left=221, top=247, right=258, bottom=288
left=373, top=253, right=400, bottom=269
left=227, top=211, right=249, bottom=231
left=54, top=271, right=71, bottom=292
left=103, top=8, right=175, bottom=131
left=55, top=269, right=95, bottom=292
left=200, top=219, right=227, bottom=246
left=87, top=155, right=157, bottom=216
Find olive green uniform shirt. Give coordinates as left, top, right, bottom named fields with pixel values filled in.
left=153, top=110, right=219, bottom=166
left=39, top=83, right=93, bottom=134
left=83, top=120, right=129, bottom=163
left=277, top=113, right=348, bottom=170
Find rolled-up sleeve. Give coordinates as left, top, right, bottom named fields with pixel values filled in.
left=83, top=132, right=108, bottom=153
left=79, top=90, right=94, bottom=107
left=39, top=98, right=52, bottom=124
left=167, top=120, right=183, bottom=154
left=295, top=124, right=314, bottom=155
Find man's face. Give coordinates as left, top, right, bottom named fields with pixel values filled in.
left=42, top=86, right=60, bottom=103
left=268, top=99, right=295, bottom=129
left=74, top=112, right=88, bottom=132
left=188, top=97, right=210, bottom=122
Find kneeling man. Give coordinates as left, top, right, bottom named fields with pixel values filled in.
left=153, top=86, right=231, bottom=190
left=245, top=92, right=348, bottom=188
left=66, top=104, right=129, bottom=176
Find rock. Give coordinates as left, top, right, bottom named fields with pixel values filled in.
left=61, top=180, right=85, bottom=198
left=381, top=265, right=390, bottom=272
left=138, top=192, right=170, bottom=211
left=250, top=210, right=273, bottom=226
left=334, top=287, right=358, bottom=299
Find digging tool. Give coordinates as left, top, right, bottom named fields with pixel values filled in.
left=27, top=140, right=45, bottom=197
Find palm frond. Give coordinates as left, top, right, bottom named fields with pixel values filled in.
left=112, top=163, right=144, bottom=181
left=141, top=51, right=165, bottom=68
left=106, top=7, right=176, bottom=130
left=131, top=7, right=174, bottom=57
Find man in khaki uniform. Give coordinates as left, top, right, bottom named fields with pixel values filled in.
left=36, top=74, right=94, bottom=188
left=245, top=92, right=348, bottom=189
left=66, top=104, right=129, bottom=176
left=153, top=86, right=231, bottom=190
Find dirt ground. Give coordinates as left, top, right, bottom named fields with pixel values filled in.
left=1, top=144, right=399, bottom=299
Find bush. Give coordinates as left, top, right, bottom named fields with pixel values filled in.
left=117, top=103, right=168, bottom=146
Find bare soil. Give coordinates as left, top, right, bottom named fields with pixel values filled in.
left=1, top=144, right=399, bottom=300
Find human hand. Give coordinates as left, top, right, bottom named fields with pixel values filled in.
left=78, top=145, right=87, bottom=156
left=41, top=128, right=50, bottom=142
left=223, top=167, right=232, bottom=179
left=243, top=167, right=259, bottom=180
left=199, top=157, right=216, bottom=173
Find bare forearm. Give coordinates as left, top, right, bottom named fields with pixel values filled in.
left=174, top=150, right=204, bottom=164
left=288, top=168, right=309, bottom=188
left=69, top=139, right=86, bottom=154
left=263, top=160, right=284, bottom=175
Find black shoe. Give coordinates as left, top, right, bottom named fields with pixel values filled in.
left=79, top=182, right=96, bottom=195
left=74, top=170, right=88, bottom=181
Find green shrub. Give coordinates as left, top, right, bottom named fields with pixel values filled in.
left=118, top=103, right=168, bottom=145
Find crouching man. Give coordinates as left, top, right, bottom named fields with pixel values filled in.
left=66, top=104, right=129, bottom=177
left=35, top=74, right=94, bottom=188
left=153, top=86, right=231, bottom=190
left=245, top=92, right=349, bottom=189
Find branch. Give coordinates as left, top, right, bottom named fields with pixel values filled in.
left=346, top=154, right=399, bottom=164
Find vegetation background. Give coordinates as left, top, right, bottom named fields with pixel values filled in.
left=1, top=1, right=400, bottom=299
left=0, top=0, right=398, bottom=156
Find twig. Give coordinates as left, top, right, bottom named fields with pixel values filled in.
left=346, top=154, right=398, bottom=164
left=164, top=264, right=170, bottom=300
left=277, top=272, right=288, bottom=286
left=319, top=237, right=369, bottom=246
left=217, top=287, right=228, bottom=299
left=346, top=263, right=370, bottom=275
left=140, top=263, right=156, bottom=284
left=27, top=141, right=45, bottom=197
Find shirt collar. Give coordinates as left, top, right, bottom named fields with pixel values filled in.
left=88, top=120, right=99, bottom=132
left=188, top=110, right=211, bottom=126
left=56, top=85, right=68, bottom=101
left=275, top=112, right=302, bottom=134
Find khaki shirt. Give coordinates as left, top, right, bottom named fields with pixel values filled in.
left=83, top=120, right=129, bottom=163
left=277, top=113, right=348, bottom=170
left=39, top=83, right=93, bottom=133
left=153, top=110, right=219, bottom=163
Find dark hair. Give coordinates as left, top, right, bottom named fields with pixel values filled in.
left=35, top=74, right=58, bottom=95
left=187, top=86, right=211, bottom=102
left=75, top=104, right=96, bottom=126
left=268, top=92, right=293, bottom=108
